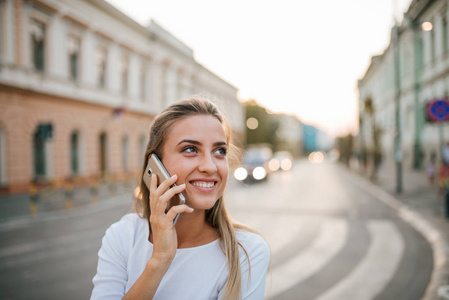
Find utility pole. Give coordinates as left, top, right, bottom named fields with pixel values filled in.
left=393, top=24, right=403, bottom=194
left=413, top=23, right=424, bottom=170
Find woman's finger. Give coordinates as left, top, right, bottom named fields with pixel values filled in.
left=165, top=204, right=194, bottom=221
left=149, top=174, right=176, bottom=211
left=148, top=172, right=159, bottom=213
left=157, top=174, right=179, bottom=193
left=154, top=183, right=186, bottom=214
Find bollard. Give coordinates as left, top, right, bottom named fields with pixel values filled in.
left=90, top=180, right=99, bottom=203
left=438, top=285, right=449, bottom=300
left=29, top=183, right=39, bottom=216
left=65, top=182, right=74, bottom=210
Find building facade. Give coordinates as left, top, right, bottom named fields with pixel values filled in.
left=358, top=0, right=449, bottom=172
left=0, top=0, right=244, bottom=193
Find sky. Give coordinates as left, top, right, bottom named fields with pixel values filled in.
left=106, top=0, right=412, bottom=137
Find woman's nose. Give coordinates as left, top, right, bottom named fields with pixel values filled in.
left=198, top=154, right=217, bottom=173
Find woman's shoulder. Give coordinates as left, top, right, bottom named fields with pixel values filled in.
left=235, top=230, right=270, bottom=256
left=109, top=213, right=145, bottom=230
left=104, top=213, right=148, bottom=243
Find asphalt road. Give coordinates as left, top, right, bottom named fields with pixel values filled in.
left=0, top=159, right=433, bottom=300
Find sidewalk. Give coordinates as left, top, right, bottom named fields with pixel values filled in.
left=0, top=180, right=136, bottom=226
left=355, top=163, right=449, bottom=300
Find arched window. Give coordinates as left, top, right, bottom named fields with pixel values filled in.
left=0, top=126, right=7, bottom=186
left=99, top=132, right=107, bottom=177
left=139, top=135, right=147, bottom=168
left=122, top=135, right=129, bottom=172
left=33, top=123, right=53, bottom=181
left=70, top=131, right=80, bottom=176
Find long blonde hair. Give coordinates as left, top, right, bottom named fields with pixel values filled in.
left=134, top=96, right=255, bottom=299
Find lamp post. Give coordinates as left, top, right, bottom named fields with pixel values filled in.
left=393, top=24, right=403, bottom=194
left=413, top=20, right=436, bottom=169
left=412, top=21, right=424, bottom=170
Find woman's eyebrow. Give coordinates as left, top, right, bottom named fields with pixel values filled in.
left=177, top=139, right=201, bottom=146
left=177, top=139, right=227, bottom=146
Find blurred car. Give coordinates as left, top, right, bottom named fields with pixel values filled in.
left=234, top=146, right=272, bottom=183
left=268, top=151, right=293, bottom=172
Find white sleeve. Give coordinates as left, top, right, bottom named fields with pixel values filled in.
left=240, top=236, right=271, bottom=300
left=90, top=219, right=132, bottom=300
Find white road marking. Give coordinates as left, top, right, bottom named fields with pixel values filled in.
left=316, top=220, right=404, bottom=300
left=266, top=218, right=348, bottom=299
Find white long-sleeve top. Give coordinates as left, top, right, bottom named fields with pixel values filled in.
left=91, top=213, right=270, bottom=300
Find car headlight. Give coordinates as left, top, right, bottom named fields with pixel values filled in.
left=268, top=158, right=280, bottom=171
left=234, top=167, right=248, bottom=181
left=252, top=167, right=267, bottom=180
left=281, top=158, right=292, bottom=171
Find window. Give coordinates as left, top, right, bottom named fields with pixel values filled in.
left=33, top=123, right=53, bottom=180
left=121, top=54, right=128, bottom=94
left=122, top=135, right=129, bottom=172
left=31, top=19, right=45, bottom=72
left=443, top=16, right=448, bottom=53
left=67, top=35, right=80, bottom=80
left=140, top=62, right=146, bottom=101
left=430, top=19, right=436, bottom=61
left=416, top=33, right=424, bottom=71
left=139, top=135, right=147, bottom=167
left=99, top=132, right=107, bottom=176
left=70, top=131, right=80, bottom=176
left=96, top=45, right=107, bottom=87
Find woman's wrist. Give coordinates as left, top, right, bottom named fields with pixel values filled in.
left=146, top=256, right=172, bottom=275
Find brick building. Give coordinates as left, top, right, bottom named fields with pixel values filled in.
left=0, top=0, right=244, bottom=193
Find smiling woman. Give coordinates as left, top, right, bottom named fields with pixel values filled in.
left=90, top=97, right=271, bottom=300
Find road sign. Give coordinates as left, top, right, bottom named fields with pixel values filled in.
left=426, top=98, right=449, bottom=123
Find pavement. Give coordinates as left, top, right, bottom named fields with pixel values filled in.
left=0, top=179, right=136, bottom=230
left=0, top=161, right=448, bottom=299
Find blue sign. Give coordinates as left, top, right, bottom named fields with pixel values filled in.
left=426, top=98, right=449, bottom=123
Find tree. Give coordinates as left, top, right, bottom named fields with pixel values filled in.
left=243, top=100, right=277, bottom=148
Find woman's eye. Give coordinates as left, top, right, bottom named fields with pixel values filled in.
left=182, top=146, right=197, bottom=153
left=215, top=147, right=227, bottom=156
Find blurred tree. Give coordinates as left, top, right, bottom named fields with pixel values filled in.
left=244, top=100, right=278, bottom=149
left=337, top=134, right=353, bottom=167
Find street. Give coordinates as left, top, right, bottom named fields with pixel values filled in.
left=0, top=159, right=433, bottom=300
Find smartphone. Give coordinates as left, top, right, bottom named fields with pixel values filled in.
left=143, top=153, right=186, bottom=225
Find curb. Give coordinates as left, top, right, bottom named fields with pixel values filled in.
left=0, top=192, right=133, bottom=232
left=343, top=168, right=447, bottom=300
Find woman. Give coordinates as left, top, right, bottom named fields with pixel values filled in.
left=91, top=97, right=270, bottom=299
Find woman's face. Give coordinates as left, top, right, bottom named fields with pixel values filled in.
left=161, top=115, right=229, bottom=210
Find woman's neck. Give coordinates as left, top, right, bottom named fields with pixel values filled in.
left=174, top=210, right=218, bottom=248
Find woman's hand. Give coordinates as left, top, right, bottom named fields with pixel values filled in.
left=148, top=174, right=193, bottom=265
left=123, top=175, right=192, bottom=300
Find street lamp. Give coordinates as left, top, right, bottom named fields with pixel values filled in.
left=421, top=21, right=433, bottom=31
left=246, top=117, right=259, bottom=130
left=393, top=24, right=403, bottom=194
left=412, top=21, right=433, bottom=170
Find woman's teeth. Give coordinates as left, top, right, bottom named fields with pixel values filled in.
left=192, top=182, right=215, bottom=188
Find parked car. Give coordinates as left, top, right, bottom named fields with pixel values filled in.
left=234, top=146, right=272, bottom=183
